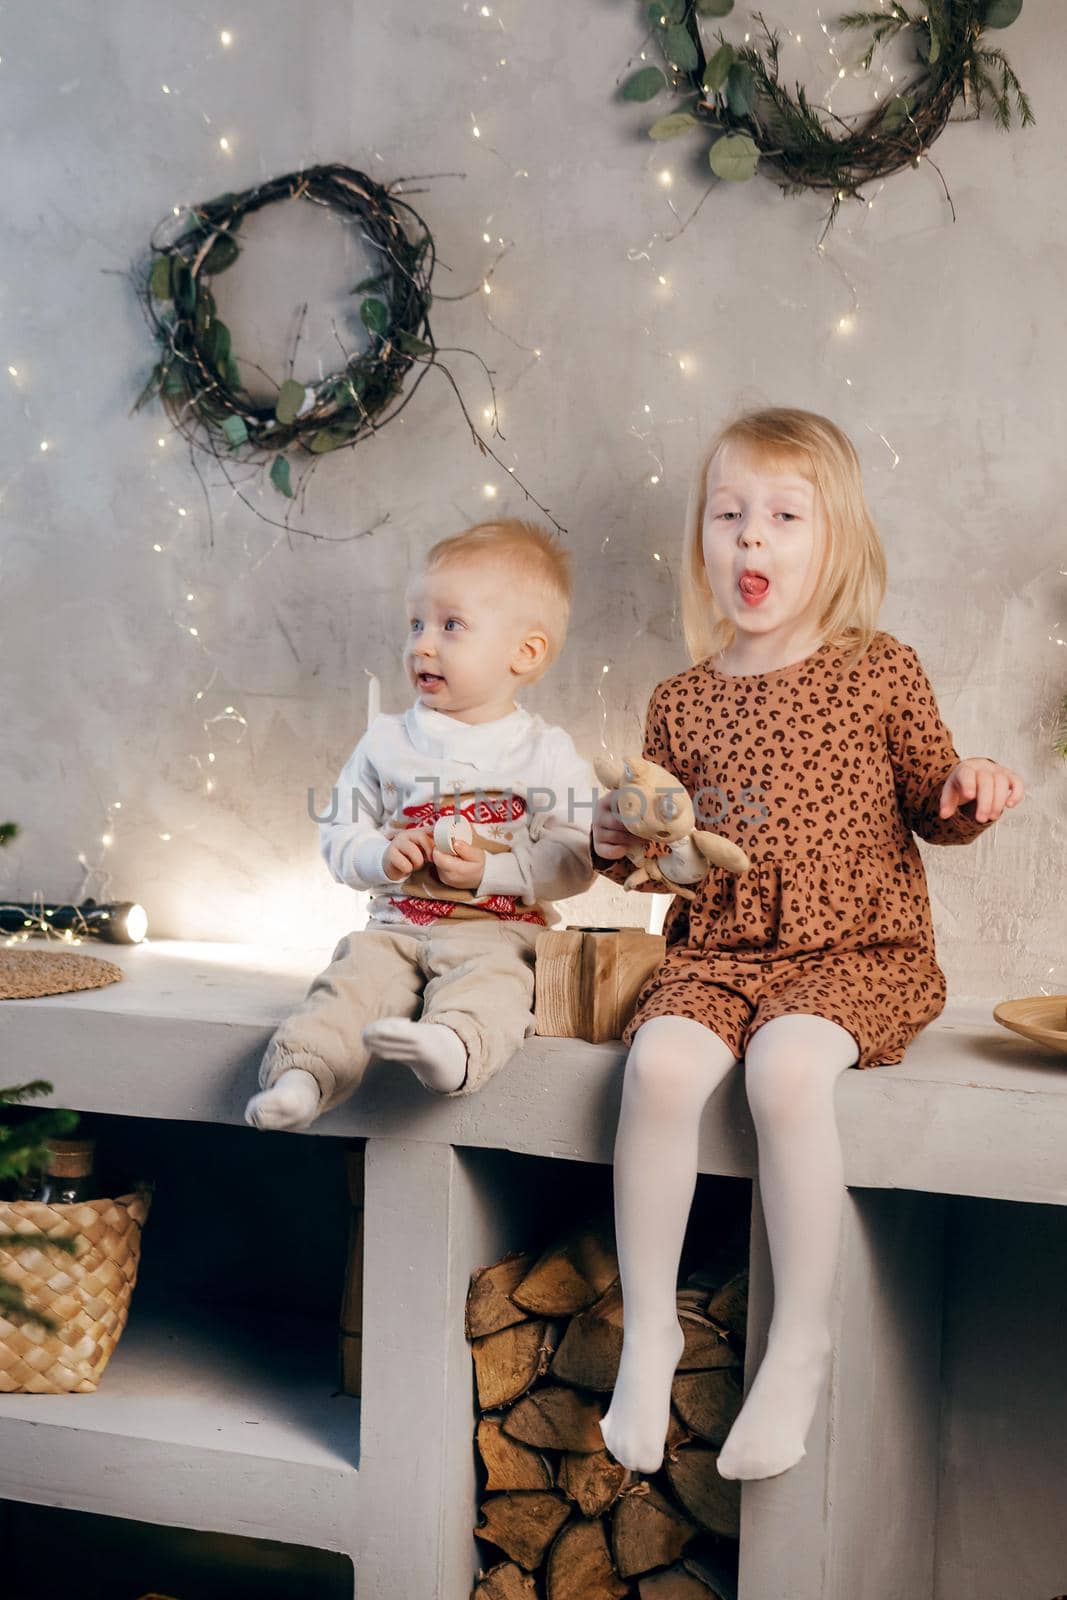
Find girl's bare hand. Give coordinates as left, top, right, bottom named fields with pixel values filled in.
left=939, top=758, right=1025, bottom=824
left=592, top=788, right=640, bottom=860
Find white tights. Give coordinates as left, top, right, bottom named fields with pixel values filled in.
left=598, top=1010, right=859, bottom=1481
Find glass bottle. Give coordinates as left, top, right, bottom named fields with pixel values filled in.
left=16, top=1136, right=97, bottom=1203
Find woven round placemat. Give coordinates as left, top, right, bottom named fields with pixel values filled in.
left=0, top=948, right=125, bottom=1001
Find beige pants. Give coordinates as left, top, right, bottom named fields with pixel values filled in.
left=258, top=917, right=543, bottom=1112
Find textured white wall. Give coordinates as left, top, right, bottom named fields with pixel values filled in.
left=1, top=1, right=1062, bottom=1002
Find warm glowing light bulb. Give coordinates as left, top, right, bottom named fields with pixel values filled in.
left=157, top=437, right=166, bottom=448
left=650, top=474, right=660, bottom=485
left=482, top=231, right=491, bottom=242
left=483, top=281, right=491, bottom=294
left=160, top=833, right=172, bottom=842
left=189, top=626, right=199, bottom=637
left=39, top=440, right=49, bottom=451
left=178, top=507, right=188, bottom=517
left=483, top=484, right=498, bottom=498
left=7, top=366, right=17, bottom=378
left=643, top=404, right=651, bottom=413
left=219, top=136, right=230, bottom=151
left=101, top=833, right=113, bottom=848
left=220, top=28, right=233, bottom=45
left=161, top=84, right=171, bottom=94
left=657, top=169, right=672, bottom=188
left=472, top=124, right=481, bottom=139
left=837, top=314, right=856, bottom=334
left=658, top=274, right=668, bottom=285
left=153, top=542, right=163, bottom=552
left=483, top=406, right=494, bottom=421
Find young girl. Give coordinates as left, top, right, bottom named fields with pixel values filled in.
left=590, top=406, right=1025, bottom=1483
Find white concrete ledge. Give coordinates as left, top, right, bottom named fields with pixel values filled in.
left=1, top=939, right=1063, bottom=1204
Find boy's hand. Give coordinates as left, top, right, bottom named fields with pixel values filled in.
left=939, top=758, right=1024, bottom=824
left=382, top=826, right=434, bottom=882
left=592, top=788, right=640, bottom=860
left=432, top=837, right=486, bottom=890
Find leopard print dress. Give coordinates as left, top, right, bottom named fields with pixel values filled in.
left=591, top=630, right=996, bottom=1070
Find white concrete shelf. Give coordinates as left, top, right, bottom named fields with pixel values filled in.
left=0, top=1298, right=359, bottom=1549
left=1, top=938, right=1063, bottom=1204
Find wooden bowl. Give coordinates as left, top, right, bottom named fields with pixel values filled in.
left=993, top=996, right=1067, bottom=1056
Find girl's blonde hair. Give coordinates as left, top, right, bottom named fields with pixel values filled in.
left=680, top=406, right=886, bottom=672
left=424, top=518, right=572, bottom=685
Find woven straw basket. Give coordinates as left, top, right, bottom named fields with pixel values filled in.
left=0, top=1186, right=152, bottom=1393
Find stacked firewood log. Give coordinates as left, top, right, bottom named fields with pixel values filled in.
left=466, top=1215, right=748, bottom=1599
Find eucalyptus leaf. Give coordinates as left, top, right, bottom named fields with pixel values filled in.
left=275, top=378, right=306, bottom=426
left=353, top=271, right=389, bottom=294
left=360, top=297, right=390, bottom=336
left=162, top=364, right=186, bottom=397
left=309, top=425, right=354, bottom=454
left=172, top=260, right=195, bottom=314
left=647, top=1, right=667, bottom=27
left=708, top=131, right=760, bottom=181
left=207, top=320, right=231, bottom=372
left=221, top=414, right=249, bottom=448
left=397, top=331, right=432, bottom=356
left=150, top=257, right=172, bottom=300
left=270, top=455, right=295, bottom=498
left=927, top=19, right=940, bottom=63
left=703, top=43, right=735, bottom=93
left=726, top=60, right=756, bottom=117
left=980, top=0, right=1022, bottom=24
left=880, top=95, right=911, bottom=130
left=659, top=0, right=687, bottom=19
left=663, top=23, right=699, bottom=71
left=223, top=355, right=242, bottom=392
left=203, top=233, right=240, bottom=273
left=695, top=0, right=734, bottom=13
left=622, top=65, right=667, bottom=101
left=648, top=111, right=700, bottom=139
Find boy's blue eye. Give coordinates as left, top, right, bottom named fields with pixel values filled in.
left=444, top=618, right=462, bottom=630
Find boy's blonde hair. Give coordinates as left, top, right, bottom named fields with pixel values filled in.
left=423, top=518, right=572, bottom=685
left=680, top=406, right=886, bottom=671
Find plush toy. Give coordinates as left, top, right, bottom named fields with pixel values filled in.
left=594, top=754, right=750, bottom=899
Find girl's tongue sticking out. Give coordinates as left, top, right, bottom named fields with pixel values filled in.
left=739, top=571, right=771, bottom=606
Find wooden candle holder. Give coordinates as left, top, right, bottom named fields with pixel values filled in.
left=534, top=926, right=667, bottom=1044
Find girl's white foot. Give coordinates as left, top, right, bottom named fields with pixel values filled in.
left=244, top=1067, right=322, bottom=1131
left=598, top=1320, right=686, bottom=1474
left=362, top=1017, right=468, bottom=1093
left=715, top=1336, right=832, bottom=1480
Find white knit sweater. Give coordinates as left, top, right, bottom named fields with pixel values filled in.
left=318, top=700, right=600, bottom=928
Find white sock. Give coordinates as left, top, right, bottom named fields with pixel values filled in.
left=599, top=1016, right=739, bottom=1475
left=244, top=1067, right=322, bottom=1131
left=715, top=1013, right=856, bottom=1481
left=361, top=1017, right=468, bottom=1093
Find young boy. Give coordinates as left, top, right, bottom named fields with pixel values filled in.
left=245, top=519, right=599, bottom=1131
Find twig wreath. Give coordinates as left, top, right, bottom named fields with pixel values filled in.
left=134, top=163, right=563, bottom=536
left=620, top=0, right=1032, bottom=239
